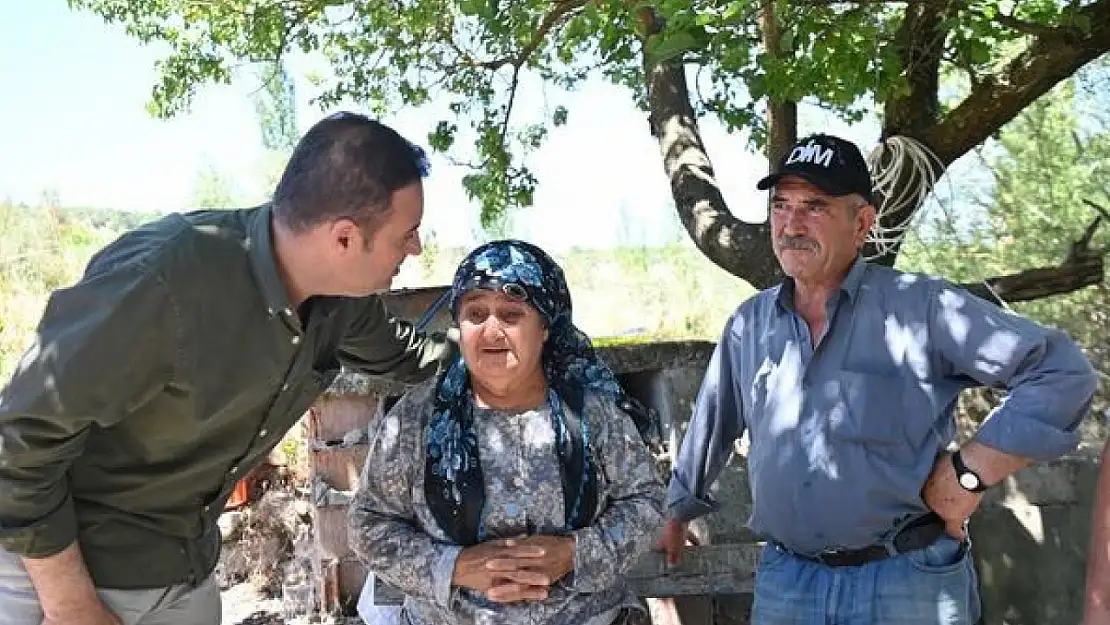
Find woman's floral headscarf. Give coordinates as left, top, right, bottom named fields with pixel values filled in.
left=424, top=239, right=623, bottom=545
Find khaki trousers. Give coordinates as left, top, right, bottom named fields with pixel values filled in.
left=0, top=548, right=221, bottom=625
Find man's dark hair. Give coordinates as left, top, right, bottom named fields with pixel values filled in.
left=272, top=112, right=431, bottom=233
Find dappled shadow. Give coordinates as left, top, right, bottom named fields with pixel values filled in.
left=971, top=453, right=1100, bottom=625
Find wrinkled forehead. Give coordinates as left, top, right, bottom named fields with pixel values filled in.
left=458, top=285, right=529, bottom=306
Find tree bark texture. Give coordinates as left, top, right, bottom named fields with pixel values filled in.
left=646, top=0, right=1110, bottom=298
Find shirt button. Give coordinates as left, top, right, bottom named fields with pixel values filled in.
left=291, top=336, right=301, bottom=345
left=203, top=505, right=210, bottom=513
left=282, top=383, right=290, bottom=391
left=229, top=465, right=238, bottom=474
left=259, top=429, right=268, bottom=438
left=283, top=308, right=293, bottom=316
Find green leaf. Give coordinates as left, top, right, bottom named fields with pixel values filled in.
left=645, top=30, right=700, bottom=65
left=459, top=0, right=484, bottom=16
left=553, top=105, right=569, bottom=126
left=428, top=121, right=458, bottom=152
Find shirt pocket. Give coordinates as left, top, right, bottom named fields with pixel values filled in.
left=833, top=370, right=932, bottom=450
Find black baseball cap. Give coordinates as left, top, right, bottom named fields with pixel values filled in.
left=756, top=134, right=874, bottom=204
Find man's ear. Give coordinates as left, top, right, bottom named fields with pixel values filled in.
left=329, top=218, right=364, bottom=252
left=856, top=203, right=877, bottom=245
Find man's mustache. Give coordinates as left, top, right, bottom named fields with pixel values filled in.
left=777, top=236, right=818, bottom=251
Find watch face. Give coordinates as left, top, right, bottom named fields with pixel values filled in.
left=959, top=473, right=981, bottom=490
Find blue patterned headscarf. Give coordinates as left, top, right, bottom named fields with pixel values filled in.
left=424, top=239, right=624, bottom=546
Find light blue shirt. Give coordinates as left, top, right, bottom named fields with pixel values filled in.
left=666, top=257, right=1098, bottom=555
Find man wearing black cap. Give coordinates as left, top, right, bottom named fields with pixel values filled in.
left=658, top=134, right=1097, bottom=623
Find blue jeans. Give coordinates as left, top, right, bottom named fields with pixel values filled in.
left=752, top=535, right=981, bottom=625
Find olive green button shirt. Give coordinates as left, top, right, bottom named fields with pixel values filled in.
left=0, top=205, right=454, bottom=589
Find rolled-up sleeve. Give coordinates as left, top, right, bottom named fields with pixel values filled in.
left=337, top=297, right=456, bottom=383
left=666, top=312, right=747, bottom=522
left=567, top=397, right=665, bottom=593
left=930, top=282, right=1098, bottom=461
left=348, top=397, right=460, bottom=609
left=0, top=260, right=174, bottom=557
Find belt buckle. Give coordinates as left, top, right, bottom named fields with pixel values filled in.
left=815, top=548, right=851, bottom=567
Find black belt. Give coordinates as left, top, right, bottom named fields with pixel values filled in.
left=776, top=512, right=948, bottom=568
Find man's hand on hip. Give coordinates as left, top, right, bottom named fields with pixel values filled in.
left=922, top=452, right=984, bottom=540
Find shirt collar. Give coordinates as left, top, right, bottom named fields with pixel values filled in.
left=247, top=204, right=295, bottom=318
left=775, top=255, right=868, bottom=313
left=839, top=255, right=868, bottom=301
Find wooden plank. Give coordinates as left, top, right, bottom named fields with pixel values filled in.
left=624, top=543, right=760, bottom=597
left=364, top=543, right=761, bottom=605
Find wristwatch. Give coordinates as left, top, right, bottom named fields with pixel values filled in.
left=952, top=450, right=988, bottom=493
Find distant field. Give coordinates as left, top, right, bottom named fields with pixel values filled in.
left=0, top=202, right=755, bottom=380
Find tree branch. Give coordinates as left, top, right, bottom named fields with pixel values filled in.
left=865, top=1, right=953, bottom=265
left=963, top=212, right=1108, bottom=304
left=921, top=0, right=1110, bottom=165
left=1083, top=199, right=1110, bottom=222
left=472, top=0, right=589, bottom=70
left=993, top=12, right=1074, bottom=39
left=882, top=0, right=952, bottom=138
left=963, top=255, right=1104, bottom=304
left=499, top=65, right=523, bottom=153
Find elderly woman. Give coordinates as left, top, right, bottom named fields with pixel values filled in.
left=348, top=240, right=665, bottom=625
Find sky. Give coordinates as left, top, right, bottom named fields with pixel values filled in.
left=0, top=0, right=886, bottom=252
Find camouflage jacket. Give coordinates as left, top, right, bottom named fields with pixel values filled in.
left=349, top=378, right=665, bottom=625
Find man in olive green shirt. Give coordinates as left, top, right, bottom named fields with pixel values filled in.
left=0, top=113, right=455, bottom=625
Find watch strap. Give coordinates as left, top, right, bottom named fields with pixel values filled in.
left=952, top=450, right=988, bottom=493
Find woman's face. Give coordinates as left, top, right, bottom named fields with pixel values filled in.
left=457, top=288, right=547, bottom=390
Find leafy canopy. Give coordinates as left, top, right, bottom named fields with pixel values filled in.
left=68, top=0, right=1096, bottom=225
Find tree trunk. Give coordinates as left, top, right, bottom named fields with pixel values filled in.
left=644, top=56, right=783, bottom=289
left=862, top=0, right=951, bottom=266
left=639, top=7, right=782, bottom=289
left=766, top=100, right=797, bottom=171
left=642, top=1, right=1110, bottom=299
left=762, top=0, right=797, bottom=169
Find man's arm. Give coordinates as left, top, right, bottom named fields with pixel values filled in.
left=0, top=258, right=174, bottom=620
left=336, top=297, right=456, bottom=383
left=24, top=543, right=120, bottom=625
left=923, top=282, right=1098, bottom=531
left=930, top=282, right=1097, bottom=469
left=1084, top=428, right=1110, bottom=625
left=660, top=313, right=747, bottom=563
